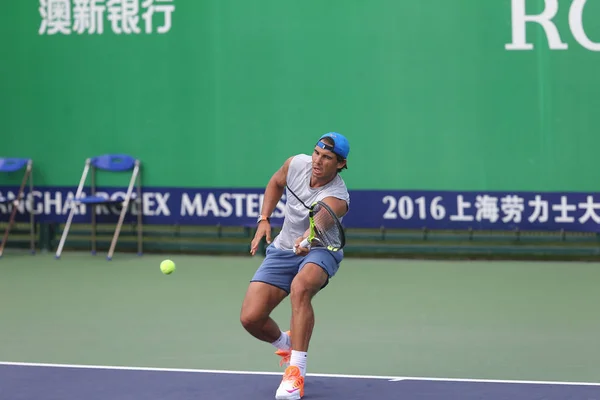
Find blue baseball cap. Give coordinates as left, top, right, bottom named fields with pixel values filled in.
left=317, top=132, right=350, bottom=159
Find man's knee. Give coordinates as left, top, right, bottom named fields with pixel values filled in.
left=290, top=263, right=328, bottom=304
left=240, top=307, right=264, bottom=332
left=240, top=297, right=271, bottom=332
left=240, top=282, right=287, bottom=331
left=289, top=281, right=313, bottom=305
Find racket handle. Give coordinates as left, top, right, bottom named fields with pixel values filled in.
left=300, top=237, right=310, bottom=249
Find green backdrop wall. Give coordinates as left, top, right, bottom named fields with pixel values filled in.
left=2, top=0, right=599, bottom=191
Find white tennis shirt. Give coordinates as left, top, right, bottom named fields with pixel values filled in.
left=272, top=154, right=350, bottom=251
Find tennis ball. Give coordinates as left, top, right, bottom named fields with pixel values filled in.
left=160, top=259, right=176, bottom=275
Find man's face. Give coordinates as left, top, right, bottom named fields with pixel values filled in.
left=311, top=142, right=346, bottom=180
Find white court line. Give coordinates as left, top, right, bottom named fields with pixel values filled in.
left=1, top=361, right=599, bottom=387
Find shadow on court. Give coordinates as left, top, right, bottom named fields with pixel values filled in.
left=3, top=363, right=600, bottom=400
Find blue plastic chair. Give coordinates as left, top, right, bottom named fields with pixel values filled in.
left=0, top=158, right=35, bottom=257
left=55, top=154, right=142, bottom=260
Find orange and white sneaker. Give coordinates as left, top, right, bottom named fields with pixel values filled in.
left=274, top=330, right=291, bottom=367
left=275, top=366, right=305, bottom=400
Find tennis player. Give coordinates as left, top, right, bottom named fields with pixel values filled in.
left=240, top=132, right=350, bottom=400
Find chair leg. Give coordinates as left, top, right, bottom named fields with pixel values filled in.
left=0, top=202, right=19, bottom=258
left=91, top=204, right=97, bottom=255
left=56, top=160, right=91, bottom=259
left=91, top=165, right=96, bottom=255
left=136, top=169, right=143, bottom=256
left=107, top=162, right=140, bottom=260
left=55, top=205, right=78, bottom=259
left=0, top=165, right=32, bottom=258
left=29, top=163, right=35, bottom=255
left=107, top=205, right=127, bottom=261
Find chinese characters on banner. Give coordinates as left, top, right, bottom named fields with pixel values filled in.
left=377, top=192, right=600, bottom=230
left=38, top=0, right=175, bottom=35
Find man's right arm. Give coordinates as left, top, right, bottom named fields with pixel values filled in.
left=259, top=156, right=293, bottom=219
left=250, top=156, right=294, bottom=255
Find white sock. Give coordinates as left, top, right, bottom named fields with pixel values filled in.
left=271, top=331, right=291, bottom=351
left=290, top=350, right=307, bottom=377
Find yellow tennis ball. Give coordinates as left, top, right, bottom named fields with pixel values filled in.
left=160, top=259, right=176, bottom=275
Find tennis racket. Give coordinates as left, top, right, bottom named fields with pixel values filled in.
left=297, top=200, right=346, bottom=252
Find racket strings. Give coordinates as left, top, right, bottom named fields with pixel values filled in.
left=312, top=205, right=344, bottom=248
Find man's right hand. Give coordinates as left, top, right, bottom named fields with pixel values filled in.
left=250, top=221, right=272, bottom=256
left=293, top=235, right=310, bottom=256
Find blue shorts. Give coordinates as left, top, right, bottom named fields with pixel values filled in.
left=251, top=244, right=344, bottom=294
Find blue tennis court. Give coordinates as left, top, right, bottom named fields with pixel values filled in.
left=3, top=362, right=600, bottom=400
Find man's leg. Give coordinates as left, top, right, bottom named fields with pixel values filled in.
left=241, top=244, right=299, bottom=363
left=240, top=281, right=288, bottom=343
left=275, top=250, right=342, bottom=400
left=289, top=263, right=328, bottom=353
